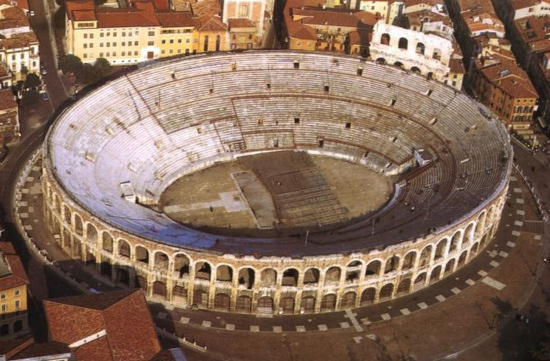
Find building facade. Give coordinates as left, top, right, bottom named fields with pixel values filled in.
left=0, top=89, right=19, bottom=145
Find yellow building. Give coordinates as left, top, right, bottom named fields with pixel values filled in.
left=157, top=11, right=196, bottom=57
left=0, top=241, right=29, bottom=339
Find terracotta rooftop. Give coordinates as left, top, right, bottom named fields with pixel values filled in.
left=514, top=15, right=550, bottom=52
left=449, top=58, right=465, bottom=73
left=0, top=32, right=38, bottom=51
left=228, top=18, right=256, bottom=29
left=0, top=6, right=29, bottom=30
left=43, top=290, right=162, bottom=361
left=10, top=341, right=70, bottom=359
left=405, top=0, right=443, bottom=6
left=511, top=0, right=549, bottom=10
left=0, top=241, right=28, bottom=292
left=156, top=11, right=195, bottom=27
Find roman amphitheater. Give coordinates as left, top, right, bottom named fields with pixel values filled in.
left=41, top=51, right=513, bottom=315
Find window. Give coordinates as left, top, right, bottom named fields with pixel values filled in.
left=148, top=41, right=154, bottom=46
left=90, top=33, right=94, bottom=39
left=84, top=33, right=88, bottom=38
left=14, top=301, right=19, bottom=310
left=0, top=294, right=5, bottom=300
left=106, top=42, right=110, bottom=47
left=240, top=4, right=248, bottom=16
left=148, top=30, right=155, bottom=36
left=100, top=43, right=103, bottom=47
left=122, top=51, right=125, bottom=56
left=162, top=40, right=166, bottom=44
left=1, top=304, right=6, bottom=312
left=122, top=41, right=126, bottom=46
left=134, top=41, right=138, bottom=46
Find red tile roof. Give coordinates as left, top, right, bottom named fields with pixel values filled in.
left=0, top=241, right=28, bottom=292
left=44, top=290, right=161, bottom=361
left=156, top=11, right=195, bottom=27
left=228, top=18, right=256, bottom=29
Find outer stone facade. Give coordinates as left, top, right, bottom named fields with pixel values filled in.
left=41, top=51, right=512, bottom=315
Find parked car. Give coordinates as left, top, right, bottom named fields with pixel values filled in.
left=41, top=67, right=47, bottom=75
left=41, top=92, right=49, bottom=101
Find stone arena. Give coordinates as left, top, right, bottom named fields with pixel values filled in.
left=41, top=51, right=513, bottom=315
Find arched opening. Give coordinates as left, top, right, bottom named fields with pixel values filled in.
left=450, top=231, right=461, bottom=253
left=102, top=232, right=113, bottom=253
left=116, top=267, right=130, bottom=286
left=480, top=234, right=489, bottom=248
left=260, top=269, right=277, bottom=286
left=320, top=294, right=336, bottom=312
left=402, top=251, right=416, bottom=271
left=153, top=281, right=166, bottom=299
left=63, top=205, right=72, bottom=225
left=282, top=268, right=299, bottom=287
left=74, top=214, right=83, bottom=236
left=86, top=223, right=98, bottom=244
left=238, top=268, right=255, bottom=289
left=396, top=278, right=411, bottom=295
left=135, top=246, right=149, bottom=265
left=361, top=288, right=376, bottom=305
left=410, top=66, right=421, bottom=74
left=365, top=260, right=381, bottom=277
left=280, top=297, right=295, bottom=314
left=435, top=239, right=447, bottom=260
left=398, top=37, right=408, bottom=50
left=345, top=261, right=362, bottom=282
left=172, top=285, right=187, bottom=301
left=379, top=283, right=394, bottom=301
left=303, top=268, right=320, bottom=285
left=470, top=242, right=479, bottom=255
left=384, top=256, right=400, bottom=274
left=100, top=257, right=111, bottom=277
left=414, top=272, right=426, bottom=289
left=216, top=265, right=233, bottom=282
left=381, top=33, right=390, bottom=45
left=419, top=245, right=432, bottom=268
left=118, top=239, right=130, bottom=259
left=257, top=296, right=274, bottom=313
left=341, top=291, right=356, bottom=309
left=154, top=251, right=169, bottom=273
left=324, top=267, right=341, bottom=285
left=475, top=213, right=486, bottom=239
left=136, top=275, right=147, bottom=290
left=236, top=295, right=252, bottom=313
left=300, top=296, right=316, bottom=313
left=444, top=258, right=455, bottom=275
left=464, top=223, right=475, bottom=246
left=433, top=48, right=442, bottom=60
left=458, top=250, right=468, bottom=266
left=393, top=61, right=404, bottom=69
left=0, top=324, right=9, bottom=336
left=427, top=72, right=433, bottom=80
left=375, top=58, right=387, bottom=65
left=175, top=254, right=190, bottom=278
left=429, top=266, right=442, bottom=284
left=193, top=289, right=208, bottom=307
left=415, top=42, right=425, bottom=55
left=195, top=262, right=212, bottom=280
left=214, top=293, right=231, bottom=311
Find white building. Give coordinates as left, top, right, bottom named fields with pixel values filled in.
left=350, top=0, right=404, bottom=24
left=512, top=0, right=550, bottom=20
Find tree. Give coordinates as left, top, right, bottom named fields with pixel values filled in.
left=24, top=73, right=41, bottom=90
left=76, top=63, right=96, bottom=84
left=93, top=57, right=111, bottom=78
left=58, top=54, right=82, bottom=75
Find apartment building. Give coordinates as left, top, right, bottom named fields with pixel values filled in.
left=0, top=242, right=28, bottom=339
left=0, top=88, right=19, bottom=145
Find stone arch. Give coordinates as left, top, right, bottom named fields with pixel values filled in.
left=429, top=265, right=442, bottom=284
left=135, top=245, right=149, bottom=265
left=396, top=278, right=411, bottom=295
left=384, top=255, right=400, bottom=274
left=402, top=251, right=416, bottom=271
left=257, top=296, right=274, bottom=313
left=236, top=295, right=252, bottom=313
left=464, top=222, right=475, bottom=246
left=475, top=212, right=486, bottom=238
left=137, top=275, right=147, bottom=290
left=238, top=267, right=255, bottom=289
left=154, top=251, right=169, bottom=273
left=416, top=42, right=425, bottom=55
left=360, top=287, right=376, bottom=305
left=102, top=232, right=113, bottom=253
left=86, top=223, right=98, bottom=244
left=470, top=242, right=479, bottom=255
left=381, top=33, right=390, bottom=45
left=398, top=37, right=408, bottom=50
left=414, top=272, right=426, bottom=289
left=74, top=214, right=83, bottom=236
left=280, top=297, right=295, bottom=314
left=444, top=258, right=455, bottom=275
left=260, top=268, right=277, bottom=287
left=153, top=280, right=166, bottom=299
left=365, top=260, right=381, bottom=277
left=450, top=231, right=461, bottom=253
left=410, top=66, right=421, bottom=74
left=116, top=266, right=130, bottom=286
left=118, top=239, right=131, bottom=258
left=345, top=260, right=362, bottom=282
left=433, top=48, right=442, bottom=60
left=13, top=320, right=22, bottom=333
left=487, top=205, right=497, bottom=224
left=303, top=268, right=320, bottom=285
left=376, top=58, right=387, bottom=65
left=214, top=293, right=231, bottom=311
left=435, top=239, right=447, bottom=260
left=324, top=266, right=341, bottom=285
left=282, top=268, right=299, bottom=287
left=195, top=261, right=212, bottom=280
left=320, top=294, right=336, bottom=312
left=63, top=205, right=72, bottom=225
left=174, top=253, right=190, bottom=278
left=300, top=295, right=316, bottom=313
left=393, top=61, right=404, bottom=69
left=419, top=245, right=432, bottom=268
left=341, top=291, right=356, bottom=309
left=458, top=250, right=468, bottom=266
left=54, top=194, right=61, bottom=213
left=379, top=283, right=394, bottom=301
left=216, top=264, right=233, bottom=282
left=480, top=233, right=489, bottom=248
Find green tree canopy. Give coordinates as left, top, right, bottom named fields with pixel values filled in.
left=58, top=54, right=83, bottom=75
left=24, top=73, right=41, bottom=89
